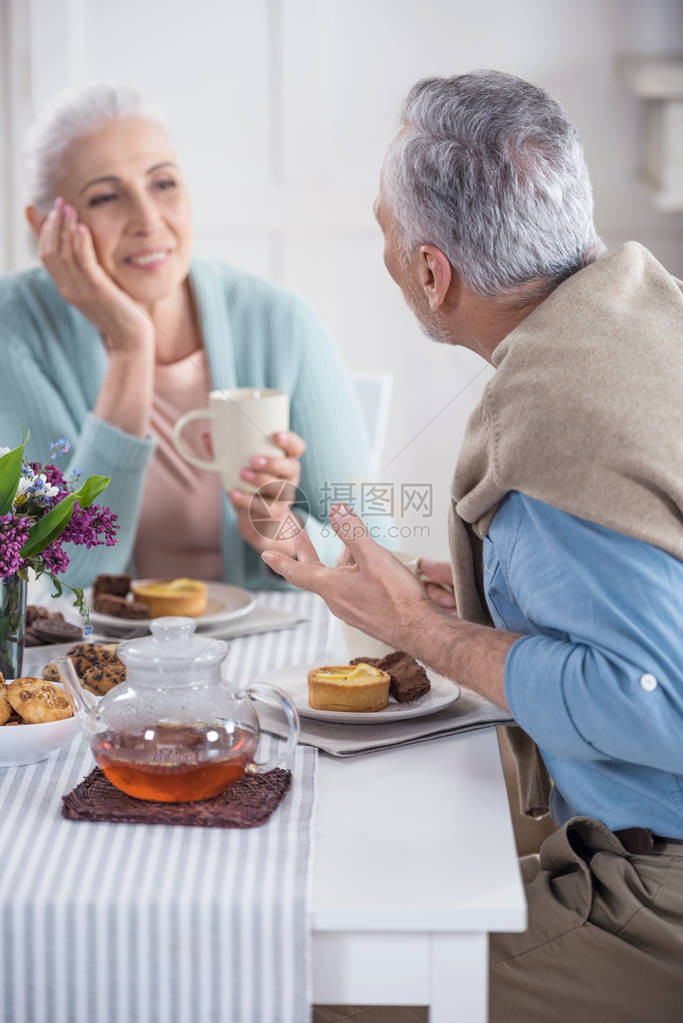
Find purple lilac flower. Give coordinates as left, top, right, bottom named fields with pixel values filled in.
left=37, top=462, right=68, bottom=492
left=40, top=541, right=70, bottom=575
left=0, top=514, right=30, bottom=576
left=61, top=502, right=119, bottom=548
left=26, top=463, right=67, bottom=511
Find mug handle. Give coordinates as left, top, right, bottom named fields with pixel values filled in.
left=172, top=408, right=218, bottom=471
left=235, top=683, right=300, bottom=773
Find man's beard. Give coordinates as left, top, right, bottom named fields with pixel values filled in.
left=403, top=278, right=453, bottom=345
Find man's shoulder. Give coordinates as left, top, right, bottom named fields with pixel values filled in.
left=493, top=491, right=682, bottom=570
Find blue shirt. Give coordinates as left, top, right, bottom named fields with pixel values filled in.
left=485, top=491, right=683, bottom=836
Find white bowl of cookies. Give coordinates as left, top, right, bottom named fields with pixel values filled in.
left=0, top=674, right=80, bottom=767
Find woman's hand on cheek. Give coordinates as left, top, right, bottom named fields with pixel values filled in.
left=39, top=197, right=153, bottom=350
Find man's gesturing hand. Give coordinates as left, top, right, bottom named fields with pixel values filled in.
left=262, top=504, right=431, bottom=651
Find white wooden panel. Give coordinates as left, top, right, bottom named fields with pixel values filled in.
left=80, top=0, right=272, bottom=230
left=312, top=730, right=526, bottom=934
left=27, top=0, right=86, bottom=107
left=280, top=0, right=336, bottom=184
left=312, top=932, right=430, bottom=1004
left=431, top=933, right=488, bottom=1023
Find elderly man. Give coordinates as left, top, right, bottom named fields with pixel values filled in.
left=264, top=71, right=683, bottom=1021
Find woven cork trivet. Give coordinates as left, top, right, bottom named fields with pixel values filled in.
left=62, top=767, right=292, bottom=828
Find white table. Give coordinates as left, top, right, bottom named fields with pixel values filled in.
left=312, top=728, right=526, bottom=1022
left=14, top=591, right=525, bottom=1021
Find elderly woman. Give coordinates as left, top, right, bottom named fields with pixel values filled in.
left=0, top=83, right=374, bottom=588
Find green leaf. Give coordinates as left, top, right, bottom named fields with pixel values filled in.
left=20, top=494, right=77, bottom=559
left=73, top=474, right=110, bottom=508
left=0, top=441, right=26, bottom=515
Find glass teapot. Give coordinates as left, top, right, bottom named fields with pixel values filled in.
left=56, top=617, right=299, bottom=803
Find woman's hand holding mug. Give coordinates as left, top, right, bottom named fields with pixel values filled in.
left=230, top=429, right=306, bottom=557
left=173, top=388, right=307, bottom=557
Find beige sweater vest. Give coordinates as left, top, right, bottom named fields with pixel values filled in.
left=448, top=242, right=683, bottom=817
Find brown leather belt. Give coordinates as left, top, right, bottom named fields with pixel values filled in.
left=615, top=828, right=683, bottom=854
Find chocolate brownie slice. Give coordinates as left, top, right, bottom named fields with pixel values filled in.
left=23, top=627, right=44, bottom=647
left=30, top=617, right=83, bottom=644
left=350, top=653, right=430, bottom=702
left=93, top=594, right=149, bottom=619
left=377, top=651, right=431, bottom=703
left=26, top=605, right=49, bottom=626
left=93, top=573, right=132, bottom=598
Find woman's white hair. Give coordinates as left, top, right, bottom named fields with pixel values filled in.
left=24, top=82, right=168, bottom=212
left=383, top=70, right=605, bottom=297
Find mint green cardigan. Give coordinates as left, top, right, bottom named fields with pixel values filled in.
left=0, top=259, right=375, bottom=589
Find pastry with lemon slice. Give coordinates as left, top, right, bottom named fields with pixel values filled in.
left=130, top=578, right=208, bottom=618
left=307, top=662, right=391, bottom=712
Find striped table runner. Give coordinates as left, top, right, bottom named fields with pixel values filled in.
left=0, top=592, right=329, bottom=1023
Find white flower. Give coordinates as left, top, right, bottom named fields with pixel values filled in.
left=13, top=473, right=35, bottom=507
left=13, top=471, right=58, bottom=509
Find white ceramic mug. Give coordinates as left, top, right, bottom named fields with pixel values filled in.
left=339, top=551, right=422, bottom=660
left=172, top=388, right=289, bottom=494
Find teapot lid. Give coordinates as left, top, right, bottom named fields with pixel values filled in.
left=117, top=617, right=227, bottom=676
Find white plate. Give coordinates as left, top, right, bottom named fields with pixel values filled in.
left=84, top=581, right=256, bottom=636
left=257, top=660, right=460, bottom=724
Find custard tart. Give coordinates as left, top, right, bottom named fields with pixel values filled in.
left=307, top=662, right=391, bottom=712
left=130, top=578, right=208, bottom=618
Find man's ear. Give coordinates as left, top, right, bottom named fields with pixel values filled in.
left=417, top=244, right=452, bottom=311
left=25, top=205, right=46, bottom=238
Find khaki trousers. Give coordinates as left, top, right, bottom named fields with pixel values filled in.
left=490, top=816, right=683, bottom=1023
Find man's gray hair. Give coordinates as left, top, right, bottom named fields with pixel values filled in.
left=383, top=70, right=604, bottom=296
left=24, top=82, right=168, bottom=212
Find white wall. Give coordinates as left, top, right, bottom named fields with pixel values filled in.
left=5, top=0, right=683, bottom=556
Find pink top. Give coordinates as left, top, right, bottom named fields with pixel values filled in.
left=134, top=349, right=224, bottom=580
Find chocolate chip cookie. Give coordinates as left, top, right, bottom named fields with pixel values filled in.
left=82, top=662, right=125, bottom=696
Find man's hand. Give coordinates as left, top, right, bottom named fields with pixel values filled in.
left=262, top=503, right=433, bottom=650
left=263, top=504, right=517, bottom=710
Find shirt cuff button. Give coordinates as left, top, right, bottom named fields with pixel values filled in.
left=640, top=673, right=658, bottom=692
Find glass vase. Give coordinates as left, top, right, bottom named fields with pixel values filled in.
left=0, top=575, right=27, bottom=680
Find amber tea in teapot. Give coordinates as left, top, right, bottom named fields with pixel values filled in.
left=92, top=722, right=259, bottom=802
left=56, top=617, right=300, bottom=803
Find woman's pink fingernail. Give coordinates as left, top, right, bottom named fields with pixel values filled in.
left=250, top=456, right=266, bottom=468
left=77, top=224, right=86, bottom=235
left=55, top=197, right=64, bottom=209
left=240, top=469, right=255, bottom=481
left=276, top=431, right=288, bottom=441
left=63, top=204, right=74, bottom=219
